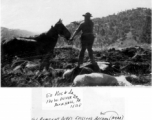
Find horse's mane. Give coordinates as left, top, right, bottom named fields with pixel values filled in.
left=46, top=26, right=55, bottom=36
left=34, top=26, right=55, bottom=43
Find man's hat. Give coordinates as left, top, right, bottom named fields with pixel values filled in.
left=82, top=12, right=92, bottom=17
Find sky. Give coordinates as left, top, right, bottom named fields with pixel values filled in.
left=1, top=0, right=151, bottom=33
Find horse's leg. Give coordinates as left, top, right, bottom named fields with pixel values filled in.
left=39, top=51, right=54, bottom=71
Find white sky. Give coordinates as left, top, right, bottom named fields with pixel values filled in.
left=1, top=0, right=151, bottom=33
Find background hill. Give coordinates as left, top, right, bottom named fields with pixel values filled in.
left=1, top=27, right=37, bottom=42
left=1, top=8, right=151, bottom=49
left=57, top=8, right=151, bottom=49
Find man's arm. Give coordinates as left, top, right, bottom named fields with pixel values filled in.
left=70, top=23, right=83, bottom=40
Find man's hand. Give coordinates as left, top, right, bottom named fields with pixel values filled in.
left=69, top=38, right=74, bottom=42
left=68, top=40, right=73, bottom=45
left=68, top=38, right=74, bottom=45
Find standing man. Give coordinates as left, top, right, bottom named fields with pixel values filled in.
left=70, top=12, right=96, bottom=67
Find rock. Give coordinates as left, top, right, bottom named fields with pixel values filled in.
left=96, top=62, right=110, bottom=70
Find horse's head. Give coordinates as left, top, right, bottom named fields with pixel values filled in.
left=54, top=19, right=71, bottom=40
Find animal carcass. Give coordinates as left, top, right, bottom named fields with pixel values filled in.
left=73, top=73, right=132, bottom=86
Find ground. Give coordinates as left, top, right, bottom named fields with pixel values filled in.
left=1, top=46, right=151, bottom=87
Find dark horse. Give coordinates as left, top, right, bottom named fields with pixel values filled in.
left=1, top=19, right=71, bottom=70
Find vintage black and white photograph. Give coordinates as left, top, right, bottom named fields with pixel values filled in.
left=1, top=0, right=151, bottom=87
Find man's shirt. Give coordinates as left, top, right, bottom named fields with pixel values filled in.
left=76, top=20, right=94, bottom=34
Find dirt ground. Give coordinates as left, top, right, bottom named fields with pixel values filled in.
left=1, top=46, right=151, bottom=87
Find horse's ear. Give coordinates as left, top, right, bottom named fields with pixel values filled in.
left=59, top=19, right=62, bottom=23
